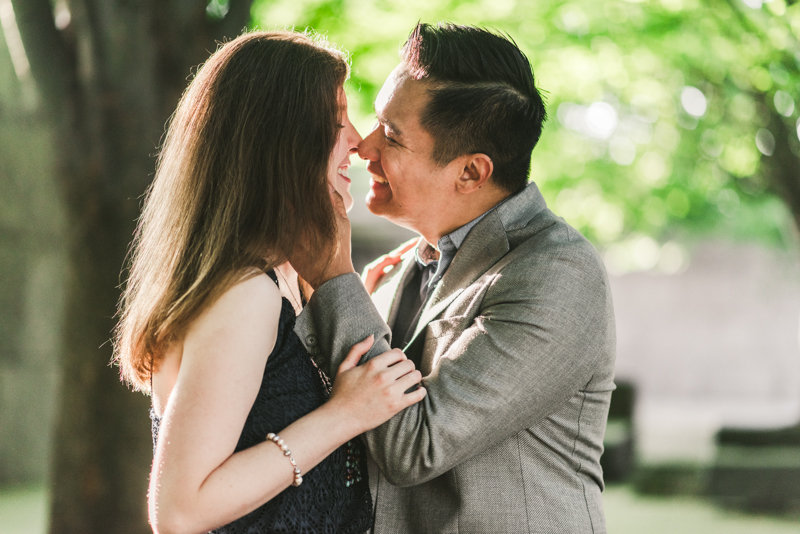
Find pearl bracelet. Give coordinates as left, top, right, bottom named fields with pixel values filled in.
left=266, top=433, right=303, bottom=486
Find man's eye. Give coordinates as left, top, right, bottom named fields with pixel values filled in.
left=384, top=134, right=398, bottom=145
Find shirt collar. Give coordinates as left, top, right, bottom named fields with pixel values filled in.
left=414, top=195, right=511, bottom=268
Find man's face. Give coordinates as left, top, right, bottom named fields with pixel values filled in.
left=327, top=89, right=361, bottom=212
left=359, top=66, right=461, bottom=232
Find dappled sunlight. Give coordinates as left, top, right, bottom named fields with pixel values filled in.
left=0, top=0, right=37, bottom=109
left=253, top=0, right=800, bottom=252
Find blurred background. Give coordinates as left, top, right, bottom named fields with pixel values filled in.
left=1, top=0, right=799, bottom=532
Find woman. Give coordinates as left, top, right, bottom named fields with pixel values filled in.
left=114, top=31, right=425, bottom=534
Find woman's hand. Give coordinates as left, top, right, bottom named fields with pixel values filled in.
left=329, top=336, right=426, bottom=435
left=289, top=187, right=354, bottom=289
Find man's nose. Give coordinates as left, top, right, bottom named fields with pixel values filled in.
left=358, top=127, right=381, bottom=161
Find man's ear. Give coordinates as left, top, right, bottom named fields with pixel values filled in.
left=456, top=153, right=493, bottom=194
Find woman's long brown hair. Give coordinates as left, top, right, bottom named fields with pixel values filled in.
left=114, top=31, right=349, bottom=391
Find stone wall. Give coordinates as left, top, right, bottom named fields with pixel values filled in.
left=611, top=241, right=800, bottom=464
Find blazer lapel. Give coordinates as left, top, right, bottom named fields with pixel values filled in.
left=407, top=210, right=510, bottom=344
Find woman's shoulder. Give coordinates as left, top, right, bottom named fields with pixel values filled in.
left=187, top=270, right=282, bottom=341
left=232, top=269, right=282, bottom=302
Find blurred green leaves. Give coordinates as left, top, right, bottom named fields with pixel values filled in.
left=251, top=0, right=800, bottom=262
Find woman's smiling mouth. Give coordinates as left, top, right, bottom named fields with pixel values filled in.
left=337, top=165, right=351, bottom=183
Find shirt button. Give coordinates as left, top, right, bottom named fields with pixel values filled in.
left=306, top=335, right=316, bottom=345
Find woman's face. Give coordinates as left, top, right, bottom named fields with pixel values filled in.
left=328, top=90, right=362, bottom=212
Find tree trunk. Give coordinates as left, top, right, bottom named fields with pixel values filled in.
left=10, top=1, right=252, bottom=531
left=766, top=110, right=800, bottom=236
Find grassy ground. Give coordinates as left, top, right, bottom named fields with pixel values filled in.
left=604, top=485, right=800, bottom=534
left=0, top=486, right=48, bottom=534
left=2, top=484, right=800, bottom=533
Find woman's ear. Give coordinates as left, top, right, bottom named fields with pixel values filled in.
left=455, top=153, right=493, bottom=194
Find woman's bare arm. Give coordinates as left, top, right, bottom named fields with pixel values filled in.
left=149, top=273, right=425, bottom=534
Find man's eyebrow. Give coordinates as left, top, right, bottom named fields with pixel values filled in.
left=374, top=109, right=403, bottom=137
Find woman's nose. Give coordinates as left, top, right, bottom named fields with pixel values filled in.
left=345, top=121, right=362, bottom=151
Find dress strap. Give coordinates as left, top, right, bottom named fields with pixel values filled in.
left=265, top=268, right=279, bottom=284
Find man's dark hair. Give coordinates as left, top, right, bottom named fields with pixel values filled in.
left=401, top=22, right=547, bottom=193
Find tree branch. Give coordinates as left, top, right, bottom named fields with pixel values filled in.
left=9, top=0, right=75, bottom=112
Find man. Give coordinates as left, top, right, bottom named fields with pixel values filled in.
left=297, top=22, right=616, bottom=533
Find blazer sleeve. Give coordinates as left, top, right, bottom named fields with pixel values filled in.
left=295, top=273, right=393, bottom=378
left=297, top=244, right=615, bottom=487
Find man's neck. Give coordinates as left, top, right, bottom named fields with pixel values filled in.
left=419, top=187, right=512, bottom=245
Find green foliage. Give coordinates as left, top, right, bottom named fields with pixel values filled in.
left=251, top=0, right=800, bottom=254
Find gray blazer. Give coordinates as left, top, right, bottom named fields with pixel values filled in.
left=296, top=182, right=616, bottom=533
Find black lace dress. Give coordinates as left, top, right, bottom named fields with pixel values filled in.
left=151, top=271, right=372, bottom=534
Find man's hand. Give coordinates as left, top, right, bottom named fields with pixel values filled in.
left=363, top=239, right=418, bottom=294
left=288, top=187, right=355, bottom=289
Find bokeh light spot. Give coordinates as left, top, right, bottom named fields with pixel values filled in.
left=717, top=189, right=740, bottom=216
left=749, top=66, right=773, bottom=92
left=632, top=235, right=660, bottom=271
left=644, top=197, right=668, bottom=227
left=610, top=136, right=636, bottom=165
left=637, top=151, right=668, bottom=182
left=721, top=137, right=760, bottom=177
left=667, top=189, right=690, bottom=218
left=774, top=90, right=795, bottom=116
left=681, top=86, right=707, bottom=117
left=586, top=102, right=618, bottom=139
left=657, top=242, right=687, bottom=274
left=699, top=129, right=724, bottom=159
left=755, top=128, right=775, bottom=156
left=559, top=4, right=590, bottom=36
left=769, top=62, right=790, bottom=85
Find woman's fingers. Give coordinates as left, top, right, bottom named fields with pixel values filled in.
left=366, top=348, right=407, bottom=371
left=328, top=345, right=425, bottom=433
left=402, top=384, right=427, bottom=406
left=337, top=335, right=374, bottom=375
left=393, top=368, right=423, bottom=391
left=380, top=359, right=416, bottom=382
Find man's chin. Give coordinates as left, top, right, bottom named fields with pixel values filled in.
left=365, top=192, right=402, bottom=223
left=365, top=192, right=389, bottom=217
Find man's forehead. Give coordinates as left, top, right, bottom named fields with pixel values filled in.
left=374, top=66, right=406, bottom=114
left=374, top=66, right=427, bottom=130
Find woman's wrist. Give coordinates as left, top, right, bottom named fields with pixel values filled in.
left=319, top=395, right=366, bottom=439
